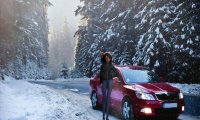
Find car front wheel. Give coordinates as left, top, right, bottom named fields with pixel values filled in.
left=122, top=98, right=134, bottom=120
left=91, top=91, right=98, bottom=109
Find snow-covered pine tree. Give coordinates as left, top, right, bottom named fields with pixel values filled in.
left=48, top=26, right=61, bottom=79
left=133, top=0, right=200, bottom=83
left=61, top=18, right=74, bottom=68
left=48, top=17, right=73, bottom=79
left=75, top=0, right=140, bottom=76
left=75, top=0, right=200, bottom=83
left=133, top=0, right=177, bottom=77
left=171, top=0, right=200, bottom=82
left=74, top=0, right=108, bottom=77
left=0, top=0, right=51, bottom=79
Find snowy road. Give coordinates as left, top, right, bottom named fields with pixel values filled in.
left=29, top=80, right=90, bottom=94
left=29, top=80, right=200, bottom=120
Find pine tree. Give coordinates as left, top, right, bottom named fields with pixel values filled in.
left=74, top=0, right=200, bottom=83
left=0, top=0, right=52, bottom=79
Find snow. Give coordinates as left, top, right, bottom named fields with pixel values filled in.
left=19, top=27, right=31, bottom=35
left=141, top=18, right=147, bottom=24
left=118, top=11, right=125, bottom=18
left=187, top=39, right=193, bottom=44
left=181, top=34, right=185, bottom=39
left=169, top=83, right=200, bottom=96
left=101, top=2, right=115, bottom=18
left=157, top=19, right=162, bottom=25
left=100, top=0, right=105, bottom=5
left=180, top=44, right=183, bottom=48
left=189, top=50, right=194, bottom=55
left=106, top=28, right=115, bottom=39
left=179, top=114, right=200, bottom=120
left=138, top=34, right=145, bottom=46
left=135, top=6, right=147, bottom=18
left=135, top=24, right=139, bottom=29
left=155, top=27, right=160, bottom=34
left=154, top=60, right=160, bottom=66
left=159, top=33, right=163, bottom=38
left=155, top=38, right=158, bottom=43
left=122, top=25, right=126, bottom=29
left=180, top=21, right=184, bottom=25
left=105, top=18, right=109, bottom=22
left=192, top=3, right=196, bottom=8
left=0, top=76, right=74, bottom=120
left=195, top=36, right=199, bottom=41
left=150, top=18, right=154, bottom=24
left=145, top=58, right=150, bottom=65
left=155, top=9, right=159, bottom=14
left=33, top=21, right=38, bottom=26
left=191, top=26, right=195, bottom=30
left=164, top=14, right=169, bottom=19
left=0, top=76, right=118, bottom=120
left=67, top=89, right=79, bottom=92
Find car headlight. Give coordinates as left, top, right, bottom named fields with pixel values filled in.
left=179, top=92, right=184, bottom=99
left=136, top=92, right=155, bottom=100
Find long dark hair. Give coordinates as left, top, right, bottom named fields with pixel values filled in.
left=102, top=53, right=112, bottom=64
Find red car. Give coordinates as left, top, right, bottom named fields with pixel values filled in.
left=90, top=66, right=184, bottom=120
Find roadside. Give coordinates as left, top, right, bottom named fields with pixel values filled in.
left=0, top=76, right=117, bottom=120
left=58, top=89, right=118, bottom=120
left=1, top=77, right=200, bottom=120
left=169, top=83, right=200, bottom=96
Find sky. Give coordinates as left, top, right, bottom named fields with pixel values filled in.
left=48, top=0, right=82, bottom=35
left=47, top=0, right=83, bottom=69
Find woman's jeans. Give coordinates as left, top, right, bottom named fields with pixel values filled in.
left=102, top=79, right=113, bottom=118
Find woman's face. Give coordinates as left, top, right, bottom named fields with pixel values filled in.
left=105, top=56, right=111, bottom=63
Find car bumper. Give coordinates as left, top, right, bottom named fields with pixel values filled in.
left=134, top=99, right=184, bottom=117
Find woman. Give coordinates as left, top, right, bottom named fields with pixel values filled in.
left=100, top=52, right=116, bottom=120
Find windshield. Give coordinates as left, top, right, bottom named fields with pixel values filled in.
left=121, top=68, right=160, bottom=84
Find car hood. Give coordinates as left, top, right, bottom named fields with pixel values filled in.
left=124, top=83, right=180, bottom=93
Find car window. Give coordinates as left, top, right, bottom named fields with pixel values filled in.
left=121, top=68, right=159, bottom=84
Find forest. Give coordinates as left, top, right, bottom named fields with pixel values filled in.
left=74, top=0, right=200, bottom=83
left=0, top=0, right=51, bottom=79
left=0, top=0, right=199, bottom=83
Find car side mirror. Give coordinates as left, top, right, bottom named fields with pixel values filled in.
left=113, top=77, right=120, bottom=83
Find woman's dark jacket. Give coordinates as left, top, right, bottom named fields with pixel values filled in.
left=100, top=63, right=117, bottom=82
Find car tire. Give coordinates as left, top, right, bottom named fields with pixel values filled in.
left=122, top=98, right=135, bottom=120
left=170, top=115, right=179, bottom=120
left=91, top=91, right=98, bottom=109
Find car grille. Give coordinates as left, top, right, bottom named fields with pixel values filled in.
left=155, top=108, right=179, bottom=115
left=155, top=92, right=179, bottom=101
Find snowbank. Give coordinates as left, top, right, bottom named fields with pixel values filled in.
left=0, top=76, right=75, bottom=120
left=169, top=83, right=200, bottom=96
left=25, top=77, right=90, bottom=83
left=0, top=76, right=117, bottom=120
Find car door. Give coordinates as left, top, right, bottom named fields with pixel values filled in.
left=96, top=74, right=103, bottom=105
left=110, top=73, right=123, bottom=110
